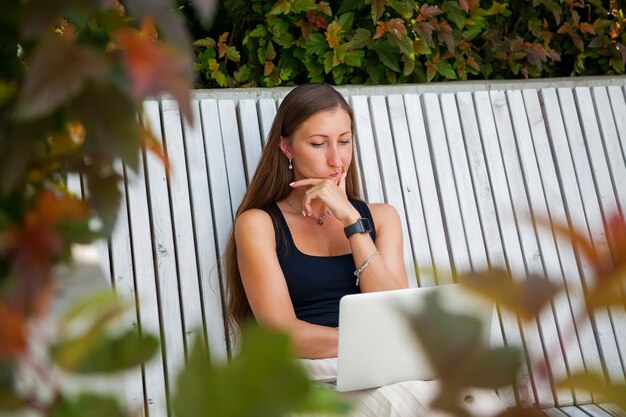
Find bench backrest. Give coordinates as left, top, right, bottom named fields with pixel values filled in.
left=103, top=77, right=626, bottom=417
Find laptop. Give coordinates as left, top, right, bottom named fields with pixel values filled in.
left=334, top=284, right=494, bottom=392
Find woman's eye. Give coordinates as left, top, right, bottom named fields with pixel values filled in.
left=340, top=139, right=351, bottom=145
left=311, top=143, right=324, bottom=148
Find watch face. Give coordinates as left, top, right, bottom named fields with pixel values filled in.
left=360, top=218, right=371, bottom=232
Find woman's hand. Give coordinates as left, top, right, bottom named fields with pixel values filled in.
left=289, top=171, right=360, bottom=226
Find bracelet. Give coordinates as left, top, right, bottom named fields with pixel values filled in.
left=354, top=250, right=380, bottom=286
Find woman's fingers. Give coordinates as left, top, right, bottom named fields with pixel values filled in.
left=338, top=170, right=347, bottom=192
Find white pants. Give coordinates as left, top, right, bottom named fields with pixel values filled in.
left=300, top=358, right=506, bottom=417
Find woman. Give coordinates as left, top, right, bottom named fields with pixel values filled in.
left=225, top=83, right=408, bottom=358
left=224, top=84, right=504, bottom=417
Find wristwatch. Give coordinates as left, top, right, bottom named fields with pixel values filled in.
left=344, top=218, right=372, bottom=239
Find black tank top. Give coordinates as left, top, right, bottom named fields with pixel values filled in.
left=266, top=200, right=376, bottom=328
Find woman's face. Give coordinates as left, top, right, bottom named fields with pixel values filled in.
left=280, top=108, right=353, bottom=182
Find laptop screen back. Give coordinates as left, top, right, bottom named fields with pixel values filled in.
left=336, top=284, right=494, bottom=392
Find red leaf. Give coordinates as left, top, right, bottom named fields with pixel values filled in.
left=578, top=22, right=596, bottom=35
left=459, top=0, right=470, bottom=12
left=0, top=302, right=27, bottom=359
left=386, top=18, right=407, bottom=39
left=115, top=17, right=192, bottom=121
left=16, top=35, right=110, bottom=121
left=420, top=4, right=443, bottom=18
left=373, top=21, right=387, bottom=40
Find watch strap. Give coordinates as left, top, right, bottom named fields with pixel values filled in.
left=344, top=217, right=372, bottom=239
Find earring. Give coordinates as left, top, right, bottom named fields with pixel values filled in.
left=288, top=158, right=293, bottom=170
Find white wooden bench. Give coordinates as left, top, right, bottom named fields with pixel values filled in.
left=99, top=76, right=626, bottom=417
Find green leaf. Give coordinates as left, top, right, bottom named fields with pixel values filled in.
left=225, top=46, right=241, bottom=62
left=389, top=0, right=415, bottom=19
left=389, top=35, right=414, bottom=56
left=338, top=12, right=354, bottom=32
left=234, top=65, right=251, bottom=83
left=291, top=0, right=316, bottom=12
left=266, top=41, right=277, bottom=60
left=374, top=42, right=400, bottom=72
left=193, top=37, right=216, bottom=47
left=249, top=24, right=267, bottom=37
left=53, top=330, right=159, bottom=374
left=344, top=50, right=365, bottom=67
left=402, top=54, right=415, bottom=75
left=16, top=36, right=110, bottom=121
left=413, top=38, right=431, bottom=55
left=172, top=324, right=349, bottom=417
left=346, top=28, right=372, bottom=50
left=436, top=60, right=457, bottom=80
left=338, top=0, right=365, bottom=14
left=442, top=1, right=465, bottom=29
left=323, top=51, right=334, bottom=73
left=269, top=0, right=291, bottom=15
left=368, top=0, right=390, bottom=23
left=49, top=393, right=127, bottom=417
left=280, top=66, right=294, bottom=80
left=304, top=33, right=329, bottom=55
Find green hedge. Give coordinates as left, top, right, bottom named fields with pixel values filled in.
left=182, top=0, right=626, bottom=88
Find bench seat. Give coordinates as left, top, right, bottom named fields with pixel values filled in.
left=99, top=76, right=626, bottom=417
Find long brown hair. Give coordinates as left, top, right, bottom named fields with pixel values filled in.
left=224, top=83, right=362, bottom=331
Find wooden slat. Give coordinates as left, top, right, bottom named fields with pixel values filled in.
left=350, top=95, right=383, bottom=203
left=160, top=99, right=205, bottom=356
left=182, top=100, right=228, bottom=362
left=473, top=90, right=537, bottom=407
left=541, top=88, right=604, bottom=395
left=454, top=91, right=514, bottom=406
left=439, top=93, right=489, bottom=272
left=523, top=88, right=591, bottom=404
left=368, top=95, right=417, bottom=287
left=403, top=93, right=452, bottom=285
left=218, top=100, right=247, bottom=219
left=581, top=404, right=622, bottom=417
left=143, top=101, right=185, bottom=413
left=199, top=100, right=236, bottom=293
left=558, top=406, right=595, bottom=417
left=257, top=98, right=277, bottom=144
left=597, top=403, right=626, bottom=417
left=386, top=94, right=435, bottom=287
left=569, top=87, right=624, bottom=385
left=507, top=89, right=572, bottom=405
left=126, top=102, right=168, bottom=417
left=109, top=160, right=145, bottom=414
left=421, top=93, right=472, bottom=274
left=607, top=86, right=626, bottom=155
left=237, top=99, right=264, bottom=184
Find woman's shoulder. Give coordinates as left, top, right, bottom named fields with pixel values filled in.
left=366, top=202, right=399, bottom=217
left=366, top=202, right=400, bottom=227
left=235, top=208, right=275, bottom=235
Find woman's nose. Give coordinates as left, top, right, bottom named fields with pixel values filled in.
left=327, top=144, right=342, bottom=167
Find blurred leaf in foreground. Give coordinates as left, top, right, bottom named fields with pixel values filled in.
left=539, top=214, right=626, bottom=310
left=51, top=289, right=158, bottom=374
left=459, top=269, right=562, bottom=320
left=173, top=323, right=349, bottom=417
left=49, top=392, right=127, bottom=417
left=409, top=293, right=521, bottom=417
left=558, top=371, right=626, bottom=411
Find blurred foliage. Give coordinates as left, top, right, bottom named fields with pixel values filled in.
left=174, top=323, right=350, bottom=417
left=183, top=0, right=626, bottom=87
